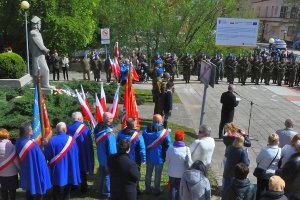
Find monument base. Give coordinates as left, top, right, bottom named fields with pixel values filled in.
left=0, top=74, right=32, bottom=88
left=30, top=87, right=54, bottom=95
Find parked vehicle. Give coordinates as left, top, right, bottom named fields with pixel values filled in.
left=271, top=38, right=287, bottom=50
left=294, top=40, right=300, bottom=50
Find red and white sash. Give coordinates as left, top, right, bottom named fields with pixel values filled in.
left=96, top=128, right=113, bottom=145
left=49, top=136, right=75, bottom=167
left=146, top=129, right=169, bottom=151
left=19, top=140, right=35, bottom=162
left=73, top=124, right=87, bottom=139
left=130, top=131, right=140, bottom=144
left=0, top=150, right=17, bottom=171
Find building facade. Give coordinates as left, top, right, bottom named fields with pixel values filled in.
left=251, top=0, right=300, bottom=42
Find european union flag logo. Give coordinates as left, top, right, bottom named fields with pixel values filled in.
left=32, top=85, right=41, bottom=141
left=253, top=22, right=258, bottom=25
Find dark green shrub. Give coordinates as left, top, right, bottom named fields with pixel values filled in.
left=0, top=52, right=26, bottom=79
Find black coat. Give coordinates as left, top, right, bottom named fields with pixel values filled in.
left=108, top=153, right=140, bottom=200
left=220, top=91, right=238, bottom=122
left=259, top=191, right=288, bottom=200
left=223, top=178, right=256, bottom=200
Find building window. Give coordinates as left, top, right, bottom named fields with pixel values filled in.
left=280, top=6, right=288, bottom=18
left=275, top=6, right=278, bottom=16
left=266, top=6, right=269, bottom=17
left=271, top=6, right=274, bottom=17
left=290, top=7, right=298, bottom=19
left=258, top=7, right=261, bottom=17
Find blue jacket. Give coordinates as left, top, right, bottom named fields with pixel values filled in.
left=94, top=123, right=117, bottom=166
left=117, top=128, right=146, bottom=163
left=223, top=146, right=250, bottom=178
left=67, top=121, right=94, bottom=174
left=16, top=137, right=51, bottom=195
left=44, top=133, right=81, bottom=186
left=121, top=63, right=130, bottom=81
left=142, top=123, right=172, bottom=164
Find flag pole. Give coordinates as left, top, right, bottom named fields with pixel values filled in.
left=37, top=65, right=45, bottom=149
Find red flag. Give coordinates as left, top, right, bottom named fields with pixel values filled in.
left=95, top=93, right=104, bottom=123
left=108, top=85, right=120, bottom=119
left=114, top=42, right=119, bottom=58
left=130, top=62, right=140, bottom=81
left=76, top=90, right=97, bottom=128
left=100, top=82, right=107, bottom=112
left=80, top=85, right=92, bottom=121
left=122, top=67, right=140, bottom=129
left=40, top=93, right=52, bottom=142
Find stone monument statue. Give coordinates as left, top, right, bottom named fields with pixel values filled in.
left=29, top=16, right=54, bottom=89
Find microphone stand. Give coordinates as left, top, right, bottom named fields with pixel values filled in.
left=234, top=91, right=257, bottom=140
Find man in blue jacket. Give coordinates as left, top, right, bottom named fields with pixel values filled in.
left=117, top=117, right=146, bottom=194
left=120, top=59, right=130, bottom=85
left=16, top=122, right=52, bottom=200
left=142, top=114, right=172, bottom=195
left=45, top=122, right=81, bottom=200
left=67, top=112, right=94, bottom=193
left=93, top=112, right=117, bottom=199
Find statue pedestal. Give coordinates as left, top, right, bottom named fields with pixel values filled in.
left=0, top=74, right=32, bottom=88
left=30, top=87, right=54, bottom=95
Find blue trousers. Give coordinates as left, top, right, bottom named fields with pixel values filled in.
left=169, top=177, right=181, bottom=200
left=99, top=165, right=110, bottom=198
left=145, top=163, right=163, bottom=193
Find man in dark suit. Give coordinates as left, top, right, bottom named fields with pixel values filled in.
left=108, top=139, right=140, bottom=200
left=218, top=84, right=239, bottom=138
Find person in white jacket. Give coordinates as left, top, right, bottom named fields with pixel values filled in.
left=166, top=130, right=193, bottom=200
left=0, top=129, right=20, bottom=200
left=190, top=125, right=215, bottom=168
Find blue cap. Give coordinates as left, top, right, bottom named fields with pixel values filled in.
left=155, top=59, right=163, bottom=65
left=155, top=52, right=160, bottom=56
left=156, top=67, right=164, bottom=74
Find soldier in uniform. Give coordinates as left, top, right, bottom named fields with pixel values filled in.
left=253, top=56, right=264, bottom=85
left=277, top=58, right=286, bottom=86
left=211, top=54, right=222, bottom=84
left=236, top=54, right=243, bottom=83
left=226, top=56, right=237, bottom=84
left=288, top=60, right=298, bottom=87
left=163, top=53, right=175, bottom=82
left=263, top=56, right=274, bottom=85
left=240, top=57, right=250, bottom=86
left=272, top=56, right=279, bottom=84
left=90, top=52, right=102, bottom=82
left=250, top=55, right=258, bottom=83
left=171, top=54, right=179, bottom=78
left=104, top=54, right=112, bottom=83
left=182, top=53, right=194, bottom=83
left=284, top=59, right=291, bottom=85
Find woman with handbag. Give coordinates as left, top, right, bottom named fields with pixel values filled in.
left=255, top=133, right=281, bottom=199
left=166, top=130, right=193, bottom=200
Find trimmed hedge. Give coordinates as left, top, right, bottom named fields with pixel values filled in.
left=0, top=52, right=26, bottom=79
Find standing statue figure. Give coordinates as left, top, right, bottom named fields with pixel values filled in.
left=29, top=16, right=54, bottom=89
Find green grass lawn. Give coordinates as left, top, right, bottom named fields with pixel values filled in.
left=16, top=119, right=220, bottom=199
left=135, top=89, right=181, bottom=104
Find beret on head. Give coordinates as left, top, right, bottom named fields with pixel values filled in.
left=269, top=176, right=285, bottom=192
left=175, top=130, right=184, bottom=141
left=156, top=67, right=164, bottom=75
left=155, top=59, right=163, bottom=65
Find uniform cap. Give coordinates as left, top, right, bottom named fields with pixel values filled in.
left=31, top=16, right=41, bottom=24
left=156, top=67, right=164, bottom=75
left=155, top=59, right=163, bottom=65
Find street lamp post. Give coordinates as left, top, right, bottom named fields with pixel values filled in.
left=20, top=1, right=30, bottom=74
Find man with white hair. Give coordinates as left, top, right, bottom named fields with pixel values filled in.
left=218, top=84, right=239, bottom=139
left=67, top=112, right=94, bottom=193
left=93, top=112, right=117, bottom=199
left=190, top=124, right=215, bottom=167
left=276, top=118, right=297, bottom=148
left=45, top=122, right=81, bottom=200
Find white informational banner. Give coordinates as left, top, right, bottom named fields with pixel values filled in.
left=100, top=28, right=110, bottom=44
left=216, top=18, right=259, bottom=48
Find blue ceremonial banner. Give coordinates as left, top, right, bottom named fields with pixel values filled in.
left=32, top=85, right=42, bottom=142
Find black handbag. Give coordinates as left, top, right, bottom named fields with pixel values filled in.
left=253, top=149, right=279, bottom=180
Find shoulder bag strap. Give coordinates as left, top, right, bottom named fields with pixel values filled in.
left=266, top=148, right=280, bottom=170
left=191, top=141, right=200, bottom=157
